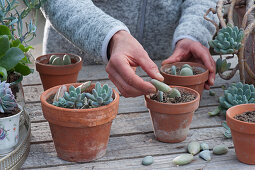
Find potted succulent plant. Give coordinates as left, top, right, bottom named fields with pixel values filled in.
left=0, top=81, right=23, bottom=155
left=36, top=53, right=82, bottom=90
left=226, top=103, right=255, bottom=164
left=40, top=81, right=119, bottom=162
left=144, top=79, right=200, bottom=143
left=0, top=0, right=46, bottom=104
left=160, top=62, right=209, bottom=97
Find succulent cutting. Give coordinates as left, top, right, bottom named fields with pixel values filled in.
left=170, top=64, right=194, bottom=76
left=150, top=79, right=181, bottom=102
left=48, top=55, right=71, bottom=65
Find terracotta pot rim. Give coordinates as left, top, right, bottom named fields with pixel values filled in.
left=40, top=83, right=119, bottom=114
left=226, top=104, right=255, bottom=126
left=160, top=62, right=209, bottom=80
left=35, top=53, right=82, bottom=68
left=145, top=85, right=200, bottom=106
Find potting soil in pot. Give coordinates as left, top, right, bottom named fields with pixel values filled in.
left=150, top=90, right=196, bottom=103
left=234, top=111, right=255, bottom=123
left=164, top=66, right=203, bottom=75
left=0, top=107, right=20, bottom=118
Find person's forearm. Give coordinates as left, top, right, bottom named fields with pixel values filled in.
left=172, top=0, right=219, bottom=50
left=42, top=0, right=129, bottom=63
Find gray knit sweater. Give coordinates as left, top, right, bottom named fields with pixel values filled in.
left=42, top=0, right=219, bottom=65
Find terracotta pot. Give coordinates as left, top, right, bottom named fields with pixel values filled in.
left=160, top=62, right=209, bottom=97
left=40, top=83, right=119, bottom=162
left=36, top=53, right=82, bottom=91
left=226, top=104, right=255, bottom=164
left=144, top=86, right=200, bottom=143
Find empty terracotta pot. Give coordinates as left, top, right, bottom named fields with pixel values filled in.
left=144, top=86, right=200, bottom=143
left=226, top=104, right=255, bottom=164
left=160, top=62, right=209, bottom=97
left=40, top=83, right=119, bottom=162
left=36, top=53, right=82, bottom=91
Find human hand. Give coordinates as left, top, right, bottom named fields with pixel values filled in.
left=106, top=31, right=164, bottom=97
left=161, top=39, right=216, bottom=90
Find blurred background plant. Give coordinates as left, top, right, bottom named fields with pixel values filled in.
left=0, top=0, right=46, bottom=81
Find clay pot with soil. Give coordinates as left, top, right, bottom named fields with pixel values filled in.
left=40, top=81, right=119, bottom=162
left=160, top=62, right=209, bottom=97
left=226, top=103, right=255, bottom=164
left=36, top=53, right=82, bottom=91
left=144, top=79, right=200, bottom=143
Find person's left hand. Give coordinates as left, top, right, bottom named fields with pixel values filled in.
left=161, top=38, right=216, bottom=90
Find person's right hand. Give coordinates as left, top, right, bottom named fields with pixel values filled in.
left=106, top=31, right=164, bottom=97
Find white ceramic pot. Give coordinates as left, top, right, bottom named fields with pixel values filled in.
left=0, top=105, right=22, bottom=155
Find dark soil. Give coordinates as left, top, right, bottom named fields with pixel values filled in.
left=164, top=66, right=203, bottom=75
left=234, top=111, right=255, bottom=123
left=0, top=107, right=20, bottom=118
left=150, top=89, right=196, bottom=104
left=6, top=72, right=20, bottom=98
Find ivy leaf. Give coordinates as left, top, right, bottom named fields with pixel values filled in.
left=0, top=66, right=7, bottom=81
left=0, top=47, right=25, bottom=71
left=0, top=35, right=10, bottom=58
left=14, top=62, right=32, bottom=76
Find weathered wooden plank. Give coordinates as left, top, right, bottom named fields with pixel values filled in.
left=23, top=127, right=232, bottom=169
left=29, top=106, right=223, bottom=142
left=23, top=149, right=255, bottom=170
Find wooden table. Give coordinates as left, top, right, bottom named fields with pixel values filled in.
left=20, top=59, right=255, bottom=170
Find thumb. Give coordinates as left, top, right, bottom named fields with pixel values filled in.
left=136, top=52, right=164, bottom=81
left=161, top=48, right=183, bottom=66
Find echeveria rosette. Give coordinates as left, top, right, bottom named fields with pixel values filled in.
left=53, top=85, right=88, bottom=109
left=209, top=82, right=255, bottom=116
left=0, top=81, right=18, bottom=113
left=85, top=82, right=113, bottom=107
left=209, top=25, right=244, bottom=54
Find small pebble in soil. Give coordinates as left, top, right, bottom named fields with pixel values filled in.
left=234, top=111, right=255, bottom=123
left=142, top=156, right=154, bottom=166
left=188, top=141, right=200, bottom=155
left=199, top=150, right=211, bottom=161
left=200, top=142, right=209, bottom=151
left=209, top=90, right=215, bottom=96
left=213, top=145, right=228, bottom=155
left=172, top=154, right=193, bottom=166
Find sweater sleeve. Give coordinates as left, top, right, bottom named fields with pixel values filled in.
left=42, top=0, right=130, bottom=64
left=172, top=0, right=219, bottom=50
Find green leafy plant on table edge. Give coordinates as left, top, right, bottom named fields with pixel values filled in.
left=0, top=0, right=47, bottom=81
left=203, top=0, right=255, bottom=138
